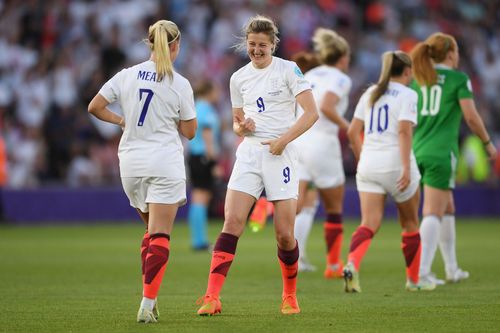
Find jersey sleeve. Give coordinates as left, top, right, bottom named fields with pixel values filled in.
left=285, top=61, right=311, bottom=97
left=398, top=90, right=418, bottom=125
left=353, top=90, right=369, bottom=121
left=229, top=73, right=243, bottom=108
left=98, top=70, right=123, bottom=103
left=457, top=72, right=474, bottom=100
left=179, top=81, right=196, bottom=121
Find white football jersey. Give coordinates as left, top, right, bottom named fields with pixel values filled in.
left=99, top=60, right=196, bottom=178
left=354, top=81, right=418, bottom=173
left=305, top=65, right=352, bottom=136
left=230, top=56, right=311, bottom=139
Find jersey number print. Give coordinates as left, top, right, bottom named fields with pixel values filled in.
left=283, top=167, right=290, bottom=184
left=420, top=85, right=442, bottom=116
left=138, top=88, right=154, bottom=126
left=256, top=97, right=265, bottom=113
left=368, top=104, right=389, bottom=134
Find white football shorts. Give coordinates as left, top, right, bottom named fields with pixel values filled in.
left=356, top=164, right=421, bottom=203
left=227, top=137, right=299, bottom=201
left=296, top=132, right=345, bottom=188
left=121, top=177, right=187, bottom=213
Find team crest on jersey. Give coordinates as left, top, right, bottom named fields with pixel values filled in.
left=270, top=78, right=279, bottom=90
left=268, top=77, right=283, bottom=96
left=294, top=66, right=304, bottom=78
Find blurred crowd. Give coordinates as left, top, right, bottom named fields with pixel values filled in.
left=0, top=0, right=499, bottom=189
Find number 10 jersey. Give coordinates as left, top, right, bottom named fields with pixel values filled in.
left=411, top=65, right=473, bottom=159
left=353, top=81, right=418, bottom=174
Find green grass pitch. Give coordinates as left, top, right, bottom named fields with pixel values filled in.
left=0, top=218, right=499, bottom=333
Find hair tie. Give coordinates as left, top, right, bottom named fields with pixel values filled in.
left=168, top=31, right=180, bottom=44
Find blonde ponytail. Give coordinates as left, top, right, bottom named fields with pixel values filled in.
left=370, top=51, right=412, bottom=106
left=370, top=52, right=394, bottom=106
left=146, top=20, right=180, bottom=81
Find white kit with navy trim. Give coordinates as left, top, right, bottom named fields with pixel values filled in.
left=99, top=60, right=196, bottom=178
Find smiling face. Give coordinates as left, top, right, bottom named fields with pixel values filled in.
left=247, top=32, right=274, bottom=69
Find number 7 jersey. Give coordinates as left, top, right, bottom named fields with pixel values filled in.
left=411, top=66, right=473, bottom=159
left=98, top=60, right=196, bottom=178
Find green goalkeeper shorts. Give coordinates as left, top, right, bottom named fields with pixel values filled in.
left=416, top=151, right=457, bottom=190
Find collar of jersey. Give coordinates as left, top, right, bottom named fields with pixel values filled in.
left=434, top=64, right=452, bottom=70
left=388, top=81, right=407, bottom=89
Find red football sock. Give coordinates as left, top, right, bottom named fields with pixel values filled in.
left=205, top=232, right=239, bottom=297
left=324, top=214, right=343, bottom=266
left=401, top=231, right=421, bottom=284
left=278, top=242, right=299, bottom=296
left=141, top=231, right=150, bottom=283
left=347, top=226, right=374, bottom=271
left=143, top=233, right=170, bottom=299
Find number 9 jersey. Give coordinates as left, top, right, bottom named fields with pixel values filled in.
left=98, top=60, right=196, bottom=179
left=229, top=56, right=311, bottom=139
left=353, top=82, right=418, bottom=175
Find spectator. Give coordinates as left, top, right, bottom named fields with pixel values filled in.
left=0, top=0, right=497, bottom=188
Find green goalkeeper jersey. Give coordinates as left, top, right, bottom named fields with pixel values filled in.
left=411, top=65, right=473, bottom=158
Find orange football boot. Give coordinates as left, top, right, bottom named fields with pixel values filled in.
left=280, top=294, right=300, bottom=315
left=197, top=295, right=222, bottom=316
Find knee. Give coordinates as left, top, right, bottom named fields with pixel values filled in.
left=444, top=207, right=455, bottom=215
left=222, top=213, right=246, bottom=237
left=402, top=219, right=419, bottom=233
left=275, top=230, right=295, bottom=250
left=361, top=218, right=381, bottom=234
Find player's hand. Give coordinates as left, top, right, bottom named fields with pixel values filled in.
left=234, top=114, right=255, bottom=136
left=485, top=142, right=497, bottom=161
left=261, top=137, right=287, bottom=155
left=397, top=167, right=410, bottom=192
left=212, top=164, right=224, bottom=178
left=118, top=118, right=125, bottom=131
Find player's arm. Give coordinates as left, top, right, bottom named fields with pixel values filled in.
left=320, top=92, right=350, bottom=130
left=202, top=127, right=217, bottom=160
left=277, top=89, right=318, bottom=144
left=88, top=94, right=124, bottom=127
left=460, top=98, right=497, bottom=160
left=347, top=118, right=363, bottom=161
left=262, top=89, right=318, bottom=155
left=232, top=107, right=255, bottom=137
left=179, top=118, right=197, bottom=140
left=397, top=120, right=414, bottom=191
